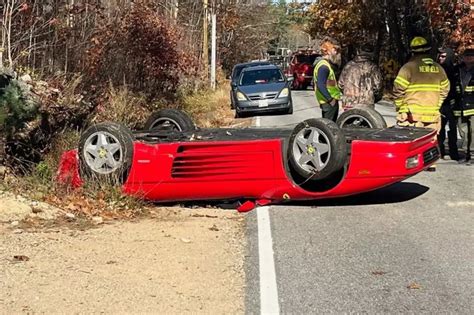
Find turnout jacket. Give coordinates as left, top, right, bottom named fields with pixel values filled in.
left=453, top=65, right=474, bottom=117
left=393, top=55, right=450, bottom=123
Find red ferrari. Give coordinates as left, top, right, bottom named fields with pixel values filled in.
left=58, top=108, right=439, bottom=209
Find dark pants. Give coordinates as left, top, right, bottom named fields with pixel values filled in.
left=321, top=103, right=339, bottom=122
left=458, top=115, right=473, bottom=161
left=438, top=106, right=459, bottom=160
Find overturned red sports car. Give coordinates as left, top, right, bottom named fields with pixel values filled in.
left=58, top=108, right=439, bottom=209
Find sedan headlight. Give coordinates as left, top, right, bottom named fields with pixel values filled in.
left=278, top=88, right=289, bottom=98
left=236, top=91, right=247, bottom=101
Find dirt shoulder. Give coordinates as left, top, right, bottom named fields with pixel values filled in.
left=1, top=206, right=246, bottom=314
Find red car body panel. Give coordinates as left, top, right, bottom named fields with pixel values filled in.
left=58, top=127, right=439, bottom=205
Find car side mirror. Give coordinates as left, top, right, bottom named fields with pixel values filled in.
left=231, top=82, right=237, bottom=88
left=287, top=76, right=294, bottom=83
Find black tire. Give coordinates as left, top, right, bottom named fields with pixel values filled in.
left=336, top=107, right=387, bottom=129
left=285, top=102, right=293, bottom=115
left=291, top=75, right=300, bottom=90
left=78, top=122, right=134, bottom=185
left=230, top=90, right=235, bottom=109
left=235, top=110, right=247, bottom=118
left=288, top=118, right=347, bottom=180
left=144, top=109, right=195, bottom=132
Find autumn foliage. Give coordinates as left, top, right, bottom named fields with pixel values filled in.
left=306, top=0, right=473, bottom=63
left=86, top=3, right=200, bottom=101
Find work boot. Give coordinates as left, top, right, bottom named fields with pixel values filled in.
left=426, top=164, right=437, bottom=172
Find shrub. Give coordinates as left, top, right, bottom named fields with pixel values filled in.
left=86, top=2, right=201, bottom=102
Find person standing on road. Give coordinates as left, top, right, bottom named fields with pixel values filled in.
left=437, top=47, right=460, bottom=161
left=453, top=48, right=474, bottom=165
left=338, top=43, right=383, bottom=111
left=313, top=38, right=342, bottom=122
left=393, top=37, right=450, bottom=131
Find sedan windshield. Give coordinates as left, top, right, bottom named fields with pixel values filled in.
left=240, top=69, right=284, bottom=86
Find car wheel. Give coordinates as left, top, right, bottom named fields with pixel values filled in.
left=235, top=109, right=247, bottom=118
left=285, top=102, right=293, bottom=115
left=144, top=109, right=195, bottom=131
left=292, top=75, right=299, bottom=90
left=78, top=122, right=134, bottom=184
left=288, top=118, right=347, bottom=180
left=230, top=90, right=235, bottom=109
left=336, top=107, right=387, bottom=129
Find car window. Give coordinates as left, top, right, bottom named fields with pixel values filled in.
left=240, top=69, right=284, bottom=86
left=232, top=65, right=246, bottom=82
left=232, top=62, right=270, bottom=83
left=294, top=54, right=317, bottom=64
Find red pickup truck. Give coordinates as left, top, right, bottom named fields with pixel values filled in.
left=288, top=50, right=319, bottom=90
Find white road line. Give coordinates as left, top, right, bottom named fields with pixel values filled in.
left=255, top=114, right=279, bottom=314
left=446, top=201, right=474, bottom=207
left=256, top=115, right=261, bottom=128
left=257, top=206, right=280, bottom=315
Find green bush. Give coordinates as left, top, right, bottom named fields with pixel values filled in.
left=0, top=80, right=38, bottom=133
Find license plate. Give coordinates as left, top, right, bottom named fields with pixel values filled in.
left=258, top=100, right=268, bottom=107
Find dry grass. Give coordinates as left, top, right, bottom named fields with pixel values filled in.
left=182, top=85, right=236, bottom=128
left=91, top=84, right=150, bottom=129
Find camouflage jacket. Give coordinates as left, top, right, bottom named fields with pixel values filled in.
left=338, top=55, right=383, bottom=108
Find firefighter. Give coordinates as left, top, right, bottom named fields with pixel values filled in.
left=313, top=38, right=342, bottom=122
left=339, top=43, right=383, bottom=111
left=454, top=48, right=474, bottom=165
left=437, top=47, right=460, bottom=161
left=393, top=37, right=450, bottom=132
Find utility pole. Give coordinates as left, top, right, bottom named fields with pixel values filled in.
left=211, top=10, right=217, bottom=90
left=202, top=0, right=209, bottom=78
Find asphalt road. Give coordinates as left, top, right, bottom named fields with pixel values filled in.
left=245, top=89, right=474, bottom=314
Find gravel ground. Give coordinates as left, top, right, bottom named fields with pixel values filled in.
left=1, top=208, right=246, bottom=314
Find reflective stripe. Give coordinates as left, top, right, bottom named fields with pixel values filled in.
left=407, top=104, right=440, bottom=114
left=406, top=87, right=441, bottom=92
left=464, top=109, right=474, bottom=116
left=422, top=58, right=434, bottom=64
left=454, top=109, right=474, bottom=116
left=450, top=99, right=456, bottom=105
left=408, top=83, right=443, bottom=88
left=398, top=106, right=409, bottom=113
left=466, top=86, right=474, bottom=92
left=394, top=76, right=410, bottom=88
left=440, top=79, right=450, bottom=87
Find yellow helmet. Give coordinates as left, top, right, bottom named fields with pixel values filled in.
left=410, top=36, right=431, bottom=53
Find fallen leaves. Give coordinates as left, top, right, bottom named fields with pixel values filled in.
left=407, top=282, right=422, bottom=290
left=209, top=224, right=219, bottom=231
left=13, top=255, right=30, bottom=262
